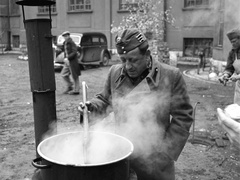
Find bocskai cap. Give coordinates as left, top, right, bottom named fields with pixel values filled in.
left=115, top=29, right=148, bottom=54
left=61, top=31, right=70, bottom=37
left=227, top=28, right=240, bottom=40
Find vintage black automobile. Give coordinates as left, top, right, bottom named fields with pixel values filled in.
left=54, top=32, right=111, bottom=70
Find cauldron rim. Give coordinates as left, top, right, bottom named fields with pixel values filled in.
left=37, top=131, right=134, bottom=167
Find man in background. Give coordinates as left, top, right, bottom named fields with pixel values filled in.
left=197, top=47, right=205, bottom=74
left=61, top=31, right=81, bottom=95
left=219, top=28, right=240, bottom=104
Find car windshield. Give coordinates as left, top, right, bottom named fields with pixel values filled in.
left=57, top=34, right=82, bottom=45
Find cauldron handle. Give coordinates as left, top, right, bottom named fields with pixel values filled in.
left=32, top=157, right=51, bottom=169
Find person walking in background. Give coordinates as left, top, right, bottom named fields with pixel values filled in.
left=219, top=28, right=240, bottom=104
left=217, top=108, right=240, bottom=149
left=61, top=31, right=81, bottom=95
left=78, top=29, right=193, bottom=180
left=197, top=47, right=205, bottom=74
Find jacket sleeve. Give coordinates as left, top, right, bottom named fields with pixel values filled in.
left=223, top=50, right=235, bottom=76
left=66, top=41, right=77, bottom=61
left=89, top=66, right=114, bottom=115
left=162, top=69, right=193, bottom=161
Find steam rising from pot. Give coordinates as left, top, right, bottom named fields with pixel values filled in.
left=39, top=131, right=133, bottom=165
left=41, top=76, right=176, bottom=172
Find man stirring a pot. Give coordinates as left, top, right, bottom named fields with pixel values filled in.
left=78, top=29, right=193, bottom=180
left=219, top=28, right=240, bottom=104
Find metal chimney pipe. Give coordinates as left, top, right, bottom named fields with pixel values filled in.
left=25, top=19, right=57, bottom=157
left=16, top=0, right=57, bottom=157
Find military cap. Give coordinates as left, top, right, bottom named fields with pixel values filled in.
left=227, top=28, right=240, bottom=40
left=61, top=31, right=70, bottom=37
left=115, top=29, right=148, bottom=54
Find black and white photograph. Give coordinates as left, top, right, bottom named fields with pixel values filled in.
left=0, top=0, right=239, bottom=180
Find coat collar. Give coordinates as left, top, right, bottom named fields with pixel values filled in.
left=146, top=58, right=160, bottom=87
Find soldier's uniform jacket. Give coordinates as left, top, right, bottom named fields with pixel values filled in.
left=90, top=57, right=193, bottom=180
left=224, top=48, right=240, bottom=76
left=224, top=27, right=240, bottom=76
left=63, top=37, right=77, bottom=60
left=63, top=37, right=81, bottom=76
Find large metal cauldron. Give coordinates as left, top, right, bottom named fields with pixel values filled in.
left=32, top=131, right=134, bottom=180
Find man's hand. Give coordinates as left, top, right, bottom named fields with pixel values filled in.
left=229, top=74, right=240, bottom=82
left=217, top=108, right=240, bottom=149
left=63, top=58, right=69, bottom=65
left=78, top=101, right=94, bottom=115
left=78, top=101, right=94, bottom=124
left=218, top=74, right=230, bottom=85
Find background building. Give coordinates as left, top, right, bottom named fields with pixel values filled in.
left=0, top=0, right=239, bottom=65
left=0, top=0, right=20, bottom=50
left=213, top=0, right=240, bottom=62
left=166, top=0, right=216, bottom=59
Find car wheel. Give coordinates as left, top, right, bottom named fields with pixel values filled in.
left=101, top=53, right=110, bottom=66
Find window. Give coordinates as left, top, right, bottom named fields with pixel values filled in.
left=184, top=0, right=209, bottom=8
left=12, top=35, right=20, bottom=48
left=71, top=35, right=82, bottom=45
left=57, top=34, right=82, bottom=45
left=92, top=37, right=100, bottom=45
left=184, top=38, right=213, bottom=57
left=119, top=0, right=139, bottom=11
left=38, top=0, right=56, bottom=14
left=218, top=19, right=224, bottom=47
left=69, top=0, right=91, bottom=12
left=217, top=0, right=224, bottom=46
left=81, top=36, right=92, bottom=46
left=100, top=37, right=106, bottom=45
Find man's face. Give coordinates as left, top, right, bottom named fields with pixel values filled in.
left=63, top=35, right=69, bottom=40
left=119, top=48, right=148, bottom=78
left=230, top=37, right=240, bottom=49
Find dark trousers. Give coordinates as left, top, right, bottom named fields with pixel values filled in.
left=197, top=55, right=205, bottom=74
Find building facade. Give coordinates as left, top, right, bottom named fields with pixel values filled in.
left=167, top=0, right=217, bottom=59
left=167, top=0, right=239, bottom=62
left=1, top=0, right=155, bottom=51
left=212, top=0, right=240, bottom=62
left=0, top=0, right=239, bottom=64
left=0, top=0, right=20, bottom=50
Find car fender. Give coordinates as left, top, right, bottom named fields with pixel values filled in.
left=55, top=52, right=64, bottom=63
left=78, top=47, right=84, bottom=64
left=100, top=49, right=111, bottom=61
